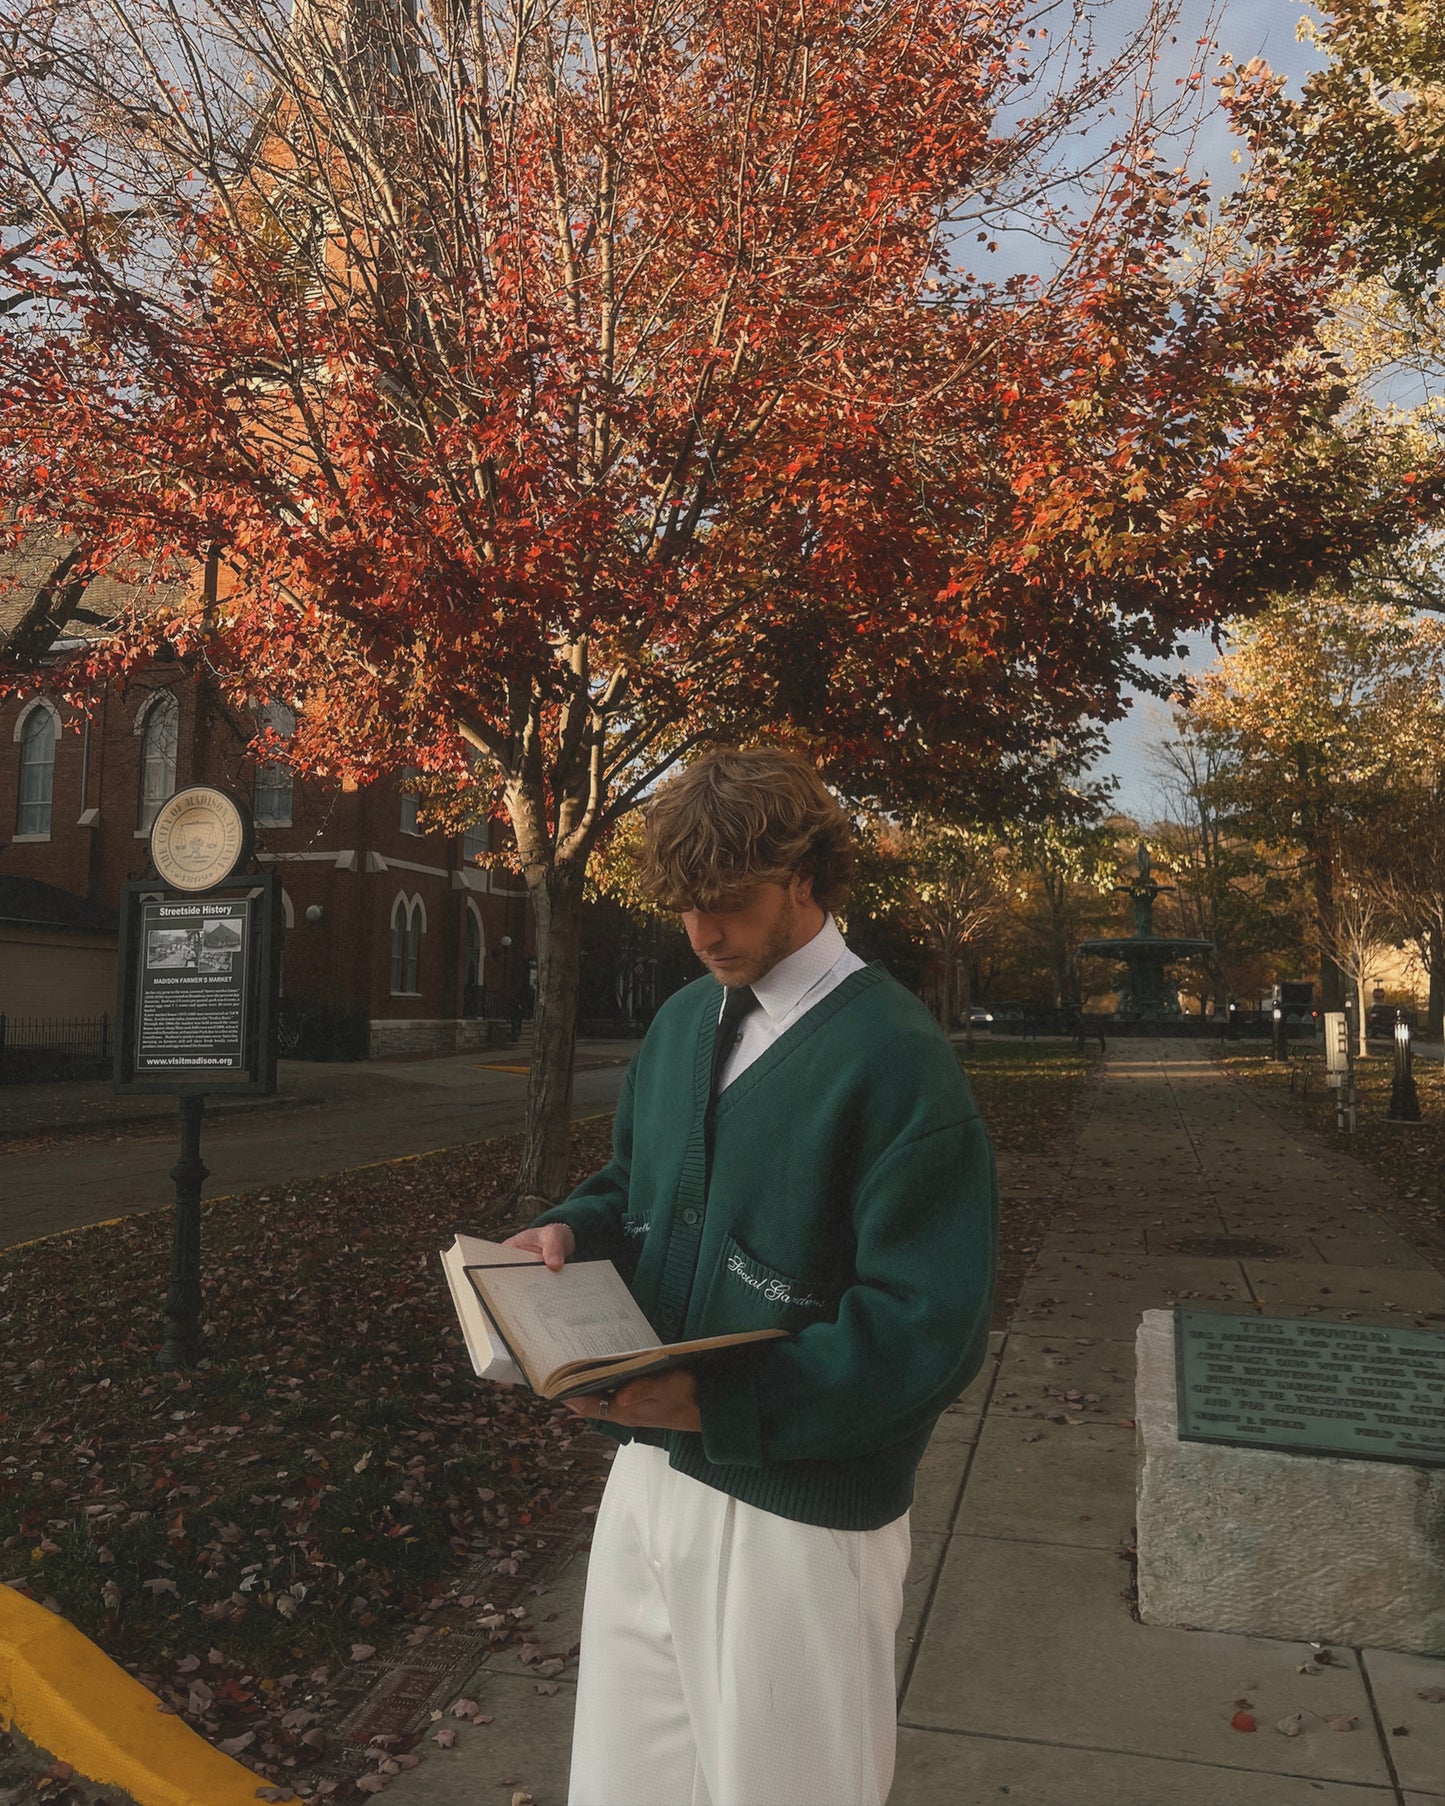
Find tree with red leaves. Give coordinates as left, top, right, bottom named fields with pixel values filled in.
left=0, top=0, right=1432, bottom=1198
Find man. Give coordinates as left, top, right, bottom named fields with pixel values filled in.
left=506, top=745, right=996, bottom=1806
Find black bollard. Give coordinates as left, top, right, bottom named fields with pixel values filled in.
left=157, top=1094, right=208, bottom=1369
left=1387, top=1013, right=1422, bottom=1124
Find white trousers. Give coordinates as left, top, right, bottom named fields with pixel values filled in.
left=568, top=1442, right=910, bottom=1806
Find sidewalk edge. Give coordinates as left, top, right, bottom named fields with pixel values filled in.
left=0, top=1586, right=276, bottom=1806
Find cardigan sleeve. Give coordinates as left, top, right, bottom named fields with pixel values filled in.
left=693, top=1110, right=997, bottom=1466
left=528, top=1062, right=636, bottom=1264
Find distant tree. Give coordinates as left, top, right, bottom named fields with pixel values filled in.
left=1146, top=713, right=1310, bottom=1013
left=855, top=820, right=1015, bottom=1042
left=1003, top=813, right=1117, bottom=1012
left=1231, top=0, right=1445, bottom=306
left=1185, top=595, right=1445, bottom=1013
left=1350, top=762, right=1445, bottom=1039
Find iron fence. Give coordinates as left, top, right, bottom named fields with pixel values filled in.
left=0, top=1013, right=112, bottom=1083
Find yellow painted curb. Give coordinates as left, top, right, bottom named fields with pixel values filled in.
left=0, top=1586, right=279, bottom=1806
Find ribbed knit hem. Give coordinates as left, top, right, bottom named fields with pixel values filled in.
left=660, top=1427, right=931, bottom=1531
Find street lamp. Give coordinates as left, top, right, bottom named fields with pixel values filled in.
left=1271, top=1002, right=1288, bottom=1062
left=1388, top=1012, right=1422, bottom=1124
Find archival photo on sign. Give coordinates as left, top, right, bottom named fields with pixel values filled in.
left=136, top=898, right=251, bottom=1075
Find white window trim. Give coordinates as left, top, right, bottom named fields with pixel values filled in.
left=134, top=689, right=179, bottom=833
left=12, top=697, right=61, bottom=742
left=15, top=697, right=59, bottom=839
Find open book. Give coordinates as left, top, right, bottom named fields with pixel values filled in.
left=441, top=1234, right=787, bottom=1402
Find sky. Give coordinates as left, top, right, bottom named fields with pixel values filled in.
left=1053, top=0, right=1334, bottom=820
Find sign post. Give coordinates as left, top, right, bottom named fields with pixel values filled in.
left=114, top=788, right=282, bottom=1367
left=1323, top=1010, right=1355, bottom=1134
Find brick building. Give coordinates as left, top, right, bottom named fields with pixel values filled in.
left=1, top=572, right=535, bottom=1057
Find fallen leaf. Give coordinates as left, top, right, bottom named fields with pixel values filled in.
left=1418, top=1687, right=1445, bottom=1703
left=431, top=1728, right=457, bottom=1748
left=350, top=1644, right=377, bottom=1662
left=1230, top=1712, right=1257, bottom=1733
left=1327, top=1714, right=1358, bottom=1733
left=1276, top=1714, right=1305, bottom=1738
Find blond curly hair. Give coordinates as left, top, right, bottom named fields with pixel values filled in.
left=638, top=746, right=855, bottom=913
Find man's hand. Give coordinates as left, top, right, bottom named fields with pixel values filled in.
left=565, top=1369, right=700, bottom=1433
left=502, top=1223, right=575, bottom=1272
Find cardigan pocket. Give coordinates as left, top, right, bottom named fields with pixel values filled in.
left=707, top=1232, right=838, bottom=1334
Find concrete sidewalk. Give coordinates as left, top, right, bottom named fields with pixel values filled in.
left=362, top=1039, right=1444, bottom=1806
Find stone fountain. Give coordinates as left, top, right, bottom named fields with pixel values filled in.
left=1080, top=845, right=1214, bottom=1021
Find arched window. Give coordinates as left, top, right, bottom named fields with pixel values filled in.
left=390, top=892, right=425, bottom=994
left=15, top=702, right=57, bottom=837
left=254, top=701, right=296, bottom=827
left=136, top=691, right=178, bottom=832
left=463, top=902, right=484, bottom=1012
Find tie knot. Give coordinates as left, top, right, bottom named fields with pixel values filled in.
left=719, top=984, right=761, bottom=1031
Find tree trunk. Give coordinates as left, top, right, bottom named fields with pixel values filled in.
left=1313, top=846, right=1346, bottom=1012
left=515, top=857, right=587, bottom=1205
left=1422, top=927, right=1444, bottom=1041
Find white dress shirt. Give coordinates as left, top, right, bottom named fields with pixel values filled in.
left=716, top=913, right=866, bottom=1094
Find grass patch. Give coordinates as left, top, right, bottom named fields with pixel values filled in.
left=1216, top=1049, right=1445, bottom=1267
left=955, top=1039, right=1095, bottom=1157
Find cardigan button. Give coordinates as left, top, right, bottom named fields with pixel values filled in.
left=657, top=1311, right=680, bottom=1335
left=681, top=1207, right=700, bottom=1226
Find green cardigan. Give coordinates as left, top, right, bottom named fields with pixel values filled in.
left=532, top=964, right=998, bottom=1529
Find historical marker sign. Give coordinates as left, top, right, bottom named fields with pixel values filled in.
left=136, top=897, right=251, bottom=1075
left=115, top=873, right=281, bottom=1097
left=1175, top=1310, right=1445, bottom=1468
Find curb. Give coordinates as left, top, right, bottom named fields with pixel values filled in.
left=0, top=1093, right=315, bottom=1147
left=0, top=1586, right=278, bottom=1806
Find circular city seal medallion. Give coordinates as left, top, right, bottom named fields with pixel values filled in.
left=149, top=787, right=252, bottom=892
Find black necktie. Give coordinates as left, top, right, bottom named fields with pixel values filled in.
left=710, top=984, right=761, bottom=1101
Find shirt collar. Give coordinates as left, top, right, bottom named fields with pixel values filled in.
left=750, top=914, right=848, bottom=1023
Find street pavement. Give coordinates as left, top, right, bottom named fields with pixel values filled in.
left=0, top=1042, right=635, bottom=1250
left=366, top=1039, right=1445, bottom=1806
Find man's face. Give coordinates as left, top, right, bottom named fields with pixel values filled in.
left=682, top=874, right=814, bottom=988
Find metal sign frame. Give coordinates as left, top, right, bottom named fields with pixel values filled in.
left=114, top=873, right=282, bottom=1097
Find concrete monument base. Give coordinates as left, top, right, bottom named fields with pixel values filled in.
left=1134, top=1310, right=1445, bottom=1656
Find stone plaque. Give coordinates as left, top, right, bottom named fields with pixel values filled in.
left=1174, top=1310, right=1445, bottom=1467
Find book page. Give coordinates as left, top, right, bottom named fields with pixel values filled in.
left=471, top=1260, right=661, bottom=1388
left=442, top=1238, right=526, bottom=1384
